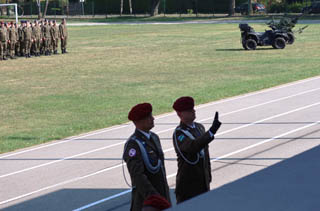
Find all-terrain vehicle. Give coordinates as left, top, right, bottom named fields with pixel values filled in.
left=240, top=23, right=290, bottom=50
left=239, top=15, right=307, bottom=50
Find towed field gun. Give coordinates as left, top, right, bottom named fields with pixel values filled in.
left=239, top=15, right=308, bottom=50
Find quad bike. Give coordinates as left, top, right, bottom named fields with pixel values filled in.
left=240, top=15, right=308, bottom=50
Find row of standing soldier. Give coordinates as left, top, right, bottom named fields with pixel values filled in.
left=0, top=18, right=68, bottom=61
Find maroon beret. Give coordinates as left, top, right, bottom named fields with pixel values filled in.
left=173, top=96, right=194, bottom=112
left=128, top=103, right=152, bottom=121
left=143, top=194, right=171, bottom=210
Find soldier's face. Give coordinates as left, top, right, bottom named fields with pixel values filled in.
left=135, top=114, right=154, bottom=132
left=178, top=109, right=196, bottom=124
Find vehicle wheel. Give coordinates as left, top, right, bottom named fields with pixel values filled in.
left=272, top=37, right=286, bottom=49
left=242, top=41, right=248, bottom=50
left=245, top=39, right=257, bottom=50
left=287, top=32, right=295, bottom=44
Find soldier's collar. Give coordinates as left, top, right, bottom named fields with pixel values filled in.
left=180, top=122, right=196, bottom=129
left=137, top=129, right=151, bottom=140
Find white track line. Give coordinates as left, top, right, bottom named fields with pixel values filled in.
left=0, top=163, right=126, bottom=205
left=1, top=101, right=319, bottom=206
left=1, top=76, right=319, bottom=159
left=73, top=120, right=320, bottom=211
left=1, top=88, right=320, bottom=179
left=72, top=190, right=132, bottom=211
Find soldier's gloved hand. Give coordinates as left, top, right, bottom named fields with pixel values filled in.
left=209, top=112, right=221, bottom=135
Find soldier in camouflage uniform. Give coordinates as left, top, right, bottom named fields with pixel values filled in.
left=8, top=22, right=17, bottom=59
left=22, top=21, right=33, bottom=58
left=5, top=23, right=10, bottom=58
left=14, top=23, right=20, bottom=57
left=19, top=21, right=26, bottom=56
left=39, top=20, right=44, bottom=55
left=59, top=18, right=68, bottom=53
left=51, top=20, right=60, bottom=54
left=32, top=20, right=42, bottom=57
left=30, top=22, right=35, bottom=56
left=48, top=20, right=53, bottom=55
left=42, top=19, right=51, bottom=56
left=0, top=21, right=8, bottom=60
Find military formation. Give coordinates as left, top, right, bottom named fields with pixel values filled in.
left=0, top=18, right=68, bottom=61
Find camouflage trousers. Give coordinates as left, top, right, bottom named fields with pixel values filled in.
left=15, top=40, right=20, bottom=56
left=9, top=41, right=16, bottom=57
left=61, top=36, right=67, bottom=50
left=0, top=41, right=7, bottom=59
left=24, top=40, right=32, bottom=55
left=52, top=38, right=59, bottom=52
left=33, top=39, right=41, bottom=53
left=43, top=37, right=51, bottom=52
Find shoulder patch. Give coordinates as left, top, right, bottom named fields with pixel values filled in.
left=178, top=135, right=185, bottom=142
left=128, top=148, right=136, bottom=157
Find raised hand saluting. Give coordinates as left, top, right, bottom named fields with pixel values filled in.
left=209, top=112, right=221, bottom=135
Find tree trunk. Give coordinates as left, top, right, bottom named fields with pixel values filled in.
left=150, top=0, right=160, bottom=16
left=120, top=0, right=123, bottom=16
left=42, top=0, right=49, bottom=18
left=228, top=0, right=235, bottom=16
left=248, top=0, right=252, bottom=15
left=129, top=0, right=132, bottom=14
left=6, top=0, right=10, bottom=16
left=36, top=0, right=42, bottom=20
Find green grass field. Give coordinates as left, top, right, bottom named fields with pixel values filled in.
left=1, top=22, right=319, bottom=154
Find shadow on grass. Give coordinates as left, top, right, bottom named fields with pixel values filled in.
left=6, top=136, right=38, bottom=141
left=216, top=48, right=275, bottom=51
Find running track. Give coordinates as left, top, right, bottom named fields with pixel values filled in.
left=1, top=76, right=320, bottom=210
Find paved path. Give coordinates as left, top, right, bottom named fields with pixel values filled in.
left=1, top=76, right=320, bottom=211
left=68, top=19, right=320, bottom=26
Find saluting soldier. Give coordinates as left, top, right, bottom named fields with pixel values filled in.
left=32, top=20, right=42, bottom=57
left=0, top=21, right=8, bottom=60
left=59, top=18, right=68, bottom=53
left=123, top=103, right=171, bottom=211
left=172, top=96, right=221, bottom=203
left=8, top=22, right=17, bottom=59
left=51, top=20, right=59, bottom=54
